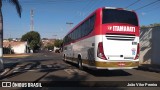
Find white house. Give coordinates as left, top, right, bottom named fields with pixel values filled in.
left=3, top=41, right=29, bottom=54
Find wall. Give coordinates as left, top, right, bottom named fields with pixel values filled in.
left=12, top=42, right=27, bottom=54
left=152, top=26, right=160, bottom=64
left=140, top=26, right=160, bottom=65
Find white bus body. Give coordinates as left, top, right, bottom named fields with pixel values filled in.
left=63, top=7, right=139, bottom=70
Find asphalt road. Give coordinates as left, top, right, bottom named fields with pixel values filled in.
left=0, top=52, right=160, bottom=90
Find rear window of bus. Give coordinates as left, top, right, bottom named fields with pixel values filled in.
left=102, top=9, right=138, bottom=26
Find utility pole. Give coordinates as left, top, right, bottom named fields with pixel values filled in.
left=53, top=35, right=57, bottom=40
left=30, top=9, right=34, bottom=31
left=66, top=22, right=73, bottom=30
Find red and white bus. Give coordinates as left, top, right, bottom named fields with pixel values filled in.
left=63, top=7, right=139, bottom=70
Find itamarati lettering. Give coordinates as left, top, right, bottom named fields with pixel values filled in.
left=113, top=26, right=135, bottom=32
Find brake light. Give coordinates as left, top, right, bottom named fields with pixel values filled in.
left=97, top=42, right=107, bottom=60
left=134, top=43, right=140, bottom=60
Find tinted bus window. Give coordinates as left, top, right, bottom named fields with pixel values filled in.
left=103, top=9, right=138, bottom=26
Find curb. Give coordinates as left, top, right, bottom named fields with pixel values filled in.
left=138, top=65, right=160, bottom=73
left=148, top=67, right=160, bottom=72
left=3, top=54, right=30, bottom=58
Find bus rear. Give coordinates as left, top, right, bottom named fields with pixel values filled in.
left=96, top=8, right=139, bottom=69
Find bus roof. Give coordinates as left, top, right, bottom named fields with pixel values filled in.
left=103, top=7, right=135, bottom=12
left=64, top=7, right=135, bottom=38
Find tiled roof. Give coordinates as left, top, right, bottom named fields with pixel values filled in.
left=3, top=41, right=27, bottom=47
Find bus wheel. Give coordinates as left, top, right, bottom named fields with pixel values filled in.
left=78, top=56, right=83, bottom=70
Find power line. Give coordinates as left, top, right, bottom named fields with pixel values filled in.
left=142, top=1, right=160, bottom=13
left=125, top=0, right=141, bottom=9
left=22, top=0, right=84, bottom=4
left=64, top=0, right=97, bottom=33
left=69, top=0, right=94, bottom=27
left=85, top=0, right=98, bottom=14
left=134, top=0, right=160, bottom=11
left=3, top=0, right=85, bottom=4
left=69, top=0, right=105, bottom=29
left=81, top=0, right=93, bottom=12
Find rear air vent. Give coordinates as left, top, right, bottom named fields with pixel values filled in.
left=106, top=34, right=135, bottom=41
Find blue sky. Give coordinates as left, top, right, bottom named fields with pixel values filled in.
left=2, top=0, right=160, bottom=39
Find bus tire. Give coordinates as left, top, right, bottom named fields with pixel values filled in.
left=78, top=56, right=83, bottom=70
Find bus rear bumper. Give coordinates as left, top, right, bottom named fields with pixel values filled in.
left=96, top=66, right=138, bottom=70
left=83, top=60, right=139, bottom=70
left=84, top=65, right=138, bottom=70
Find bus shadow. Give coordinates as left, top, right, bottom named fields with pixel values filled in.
left=64, top=61, right=132, bottom=77
left=83, top=68, right=132, bottom=77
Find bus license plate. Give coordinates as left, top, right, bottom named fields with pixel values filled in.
left=118, top=62, right=125, bottom=66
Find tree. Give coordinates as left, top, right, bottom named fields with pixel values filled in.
left=150, top=23, right=160, bottom=27
left=45, top=43, right=54, bottom=50
left=141, top=23, right=160, bottom=28
left=0, top=0, right=22, bottom=71
left=54, top=39, right=63, bottom=48
left=21, top=31, right=41, bottom=52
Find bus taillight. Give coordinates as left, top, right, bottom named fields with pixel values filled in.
left=134, top=43, right=140, bottom=60
left=97, top=42, right=107, bottom=60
